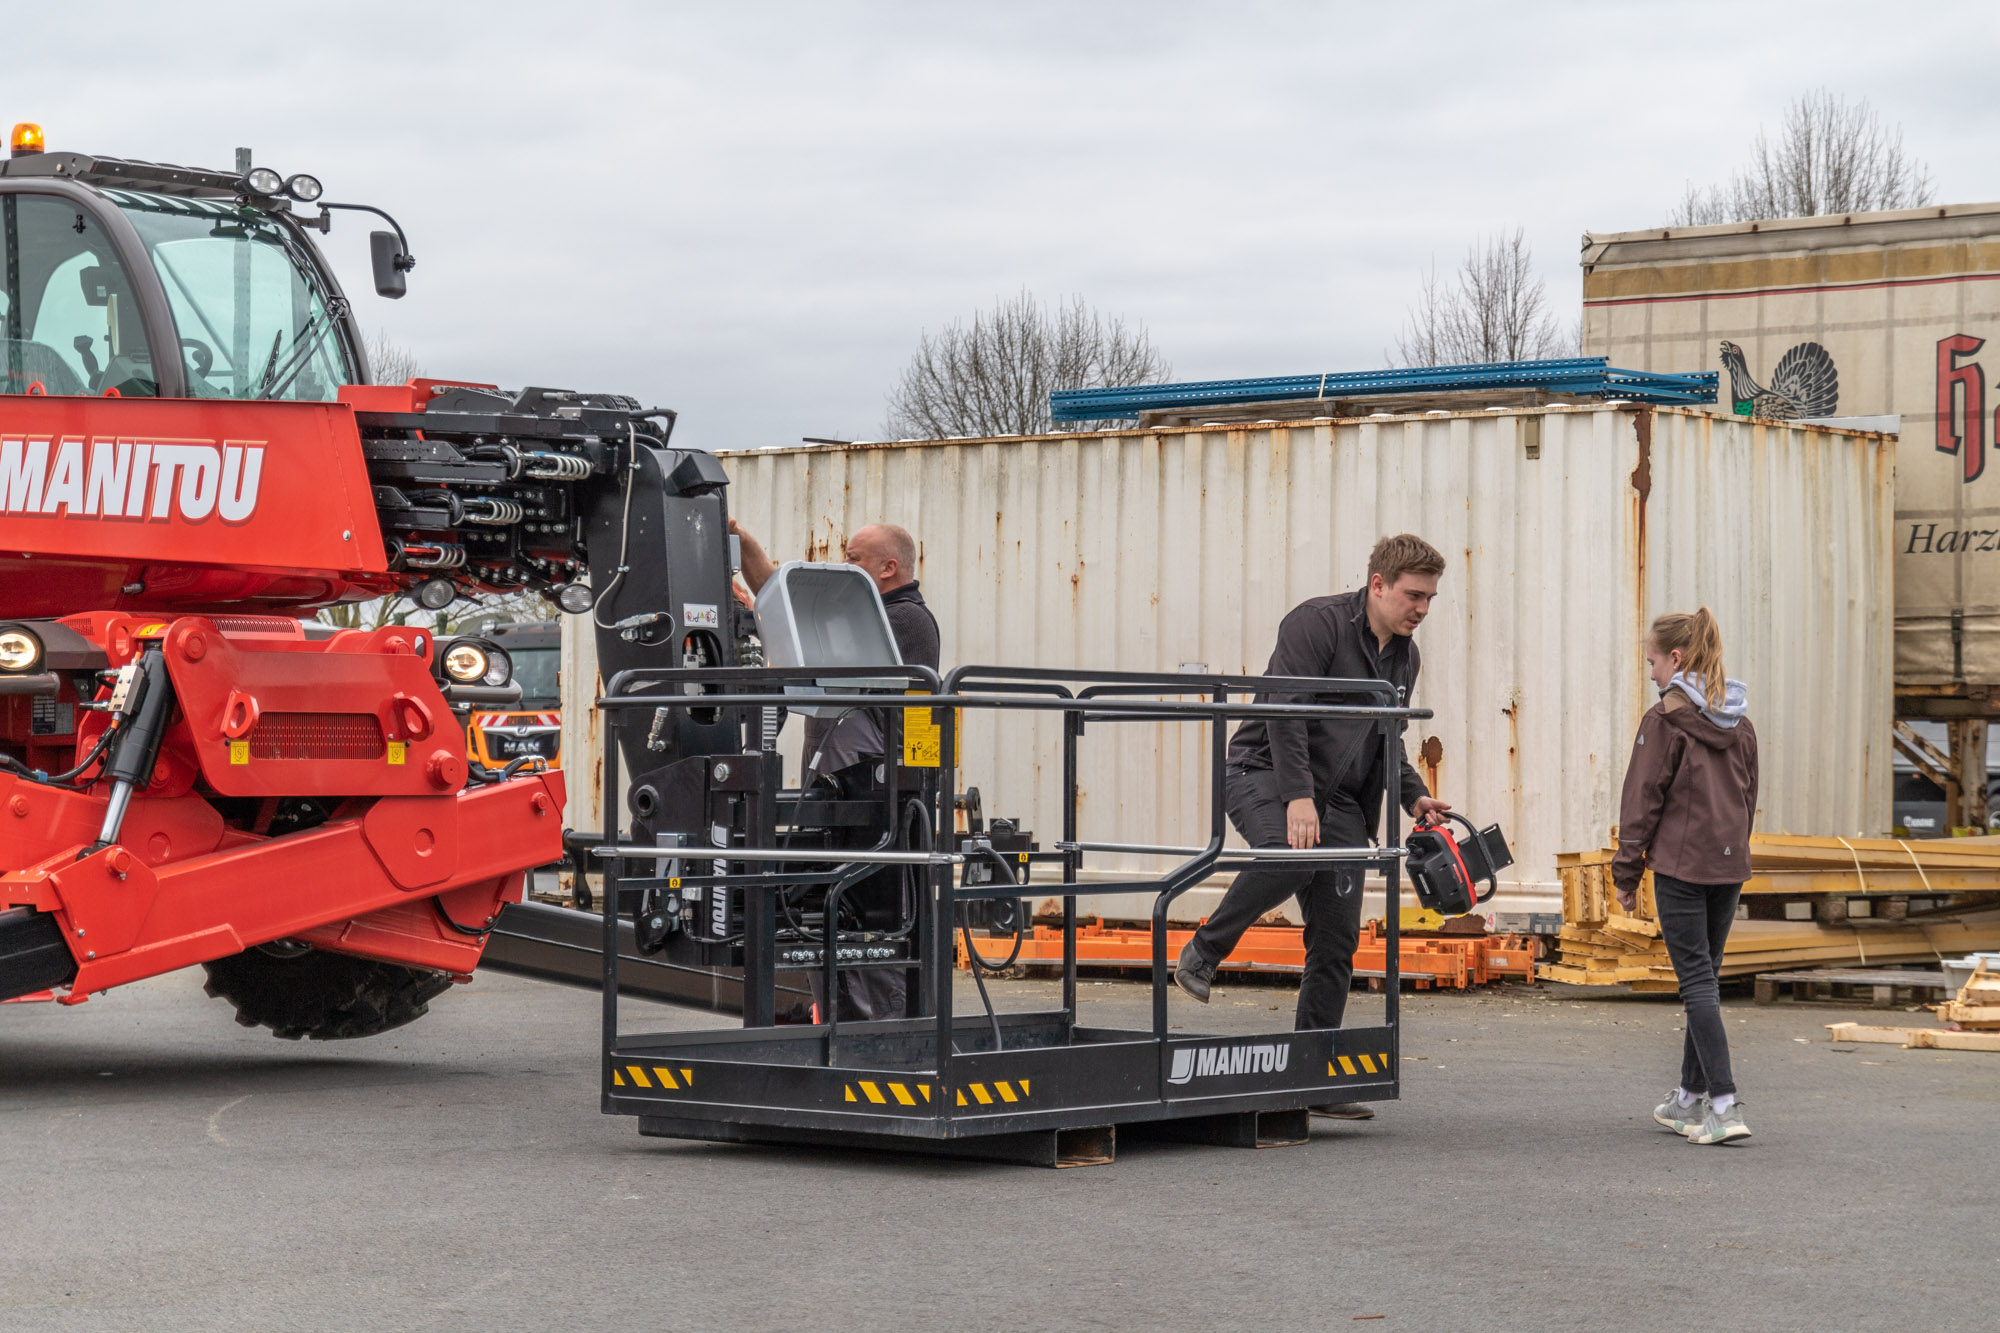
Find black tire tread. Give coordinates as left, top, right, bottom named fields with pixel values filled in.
left=201, top=947, right=454, bottom=1041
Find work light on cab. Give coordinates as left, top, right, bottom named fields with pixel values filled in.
left=10, top=122, right=44, bottom=156
left=0, top=627, right=44, bottom=673
left=481, top=646, right=513, bottom=688
left=442, top=642, right=490, bottom=683
left=284, top=173, right=323, bottom=203
left=243, top=166, right=283, bottom=197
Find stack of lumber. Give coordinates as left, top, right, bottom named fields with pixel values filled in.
left=1934, top=957, right=2000, bottom=1031
left=1542, top=835, right=2000, bottom=992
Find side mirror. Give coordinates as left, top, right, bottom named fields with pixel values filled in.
left=370, top=230, right=409, bottom=299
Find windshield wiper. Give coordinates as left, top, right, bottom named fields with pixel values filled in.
left=248, top=327, right=285, bottom=399
left=253, top=307, right=336, bottom=400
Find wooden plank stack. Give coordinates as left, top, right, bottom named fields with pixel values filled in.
left=1934, top=957, right=2000, bottom=1031
left=1542, top=837, right=2000, bottom=991
left=1820, top=956, right=2000, bottom=1051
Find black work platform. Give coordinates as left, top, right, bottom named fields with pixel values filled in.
left=592, top=664, right=1426, bottom=1166
left=609, top=1012, right=1396, bottom=1165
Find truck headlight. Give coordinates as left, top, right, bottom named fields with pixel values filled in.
left=0, top=626, right=43, bottom=673
left=442, top=642, right=490, bottom=683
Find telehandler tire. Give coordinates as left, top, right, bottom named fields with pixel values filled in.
left=201, top=945, right=454, bottom=1041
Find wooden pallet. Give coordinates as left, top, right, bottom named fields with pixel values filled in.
left=1754, top=968, right=1950, bottom=1007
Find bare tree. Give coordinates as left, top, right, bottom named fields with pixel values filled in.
left=1670, top=90, right=1934, bottom=225
left=367, top=328, right=424, bottom=385
left=1392, top=229, right=1571, bottom=367
left=883, top=291, right=1170, bottom=438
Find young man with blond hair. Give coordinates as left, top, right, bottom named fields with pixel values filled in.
left=1176, top=534, right=1449, bottom=1118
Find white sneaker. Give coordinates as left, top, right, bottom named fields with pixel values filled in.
left=1652, top=1091, right=1703, bottom=1136
left=1688, top=1099, right=1751, bottom=1145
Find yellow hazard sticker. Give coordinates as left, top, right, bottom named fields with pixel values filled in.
left=668, top=876, right=682, bottom=889
left=228, top=740, right=249, bottom=766
left=386, top=741, right=407, bottom=765
left=135, top=622, right=168, bottom=638
left=902, top=690, right=961, bottom=769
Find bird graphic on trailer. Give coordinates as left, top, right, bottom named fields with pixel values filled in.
left=1718, top=340, right=1839, bottom=419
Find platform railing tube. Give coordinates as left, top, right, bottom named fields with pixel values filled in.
left=1384, top=699, right=1402, bottom=1038
left=1061, top=708, right=1078, bottom=1024
left=601, top=694, right=622, bottom=1102
left=934, top=699, right=956, bottom=1095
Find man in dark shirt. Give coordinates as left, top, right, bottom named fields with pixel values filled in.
left=1176, top=534, right=1450, bottom=1117
left=731, top=519, right=939, bottom=1019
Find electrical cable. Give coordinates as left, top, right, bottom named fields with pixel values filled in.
left=2, top=717, right=121, bottom=789
left=590, top=421, right=641, bottom=630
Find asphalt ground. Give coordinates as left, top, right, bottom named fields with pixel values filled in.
left=2, top=966, right=1993, bottom=1333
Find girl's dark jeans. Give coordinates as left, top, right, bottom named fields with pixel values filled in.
left=1653, top=873, right=1743, bottom=1098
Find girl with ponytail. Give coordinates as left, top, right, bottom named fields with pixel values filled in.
left=1611, top=607, right=1760, bottom=1145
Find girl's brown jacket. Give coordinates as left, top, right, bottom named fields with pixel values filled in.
left=1611, top=690, right=1760, bottom=890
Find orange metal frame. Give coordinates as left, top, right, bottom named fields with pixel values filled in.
left=974, top=920, right=1538, bottom=990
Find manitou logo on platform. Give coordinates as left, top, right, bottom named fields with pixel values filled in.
left=0, top=438, right=266, bottom=523
left=1168, top=1041, right=1291, bottom=1084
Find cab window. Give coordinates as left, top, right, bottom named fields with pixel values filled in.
left=0, top=193, right=157, bottom=396
left=108, top=190, right=355, bottom=401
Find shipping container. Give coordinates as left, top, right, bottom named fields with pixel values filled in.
left=563, top=405, right=1893, bottom=918
left=1581, top=203, right=2000, bottom=686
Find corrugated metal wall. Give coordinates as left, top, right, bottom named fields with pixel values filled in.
left=565, top=405, right=1893, bottom=915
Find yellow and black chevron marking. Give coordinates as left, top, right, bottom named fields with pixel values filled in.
left=1326, top=1052, right=1391, bottom=1078
left=953, top=1079, right=1030, bottom=1107
left=611, top=1063, right=696, bottom=1091
left=843, top=1080, right=933, bottom=1107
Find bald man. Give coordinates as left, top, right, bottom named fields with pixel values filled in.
left=731, top=519, right=940, bottom=1020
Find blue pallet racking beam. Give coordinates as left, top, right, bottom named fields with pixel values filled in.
left=1049, top=358, right=1718, bottom=421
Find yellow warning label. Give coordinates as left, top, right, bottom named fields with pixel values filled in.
left=228, top=740, right=250, bottom=766
left=902, top=691, right=961, bottom=768
left=844, top=1080, right=930, bottom=1106
left=386, top=741, right=406, bottom=766
left=953, top=1079, right=1030, bottom=1107
left=669, top=876, right=682, bottom=889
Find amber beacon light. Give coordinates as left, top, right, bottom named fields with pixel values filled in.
left=10, top=122, right=45, bottom=156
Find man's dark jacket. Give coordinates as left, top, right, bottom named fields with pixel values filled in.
left=1226, top=587, right=1429, bottom=824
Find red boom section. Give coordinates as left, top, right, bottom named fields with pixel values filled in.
left=0, top=395, right=393, bottom=618
left=0, top=614, right=566, bottom=1000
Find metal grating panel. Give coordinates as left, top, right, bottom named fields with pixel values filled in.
left=248, top=712, right=385, bottom=760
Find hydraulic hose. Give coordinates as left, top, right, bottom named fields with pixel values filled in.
left=955, top=838, right=1025, bottom=1054
left=958, top=845, right=1027, bottom=971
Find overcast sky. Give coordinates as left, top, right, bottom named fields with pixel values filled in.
left=14, top=1, right=2000, bottom=452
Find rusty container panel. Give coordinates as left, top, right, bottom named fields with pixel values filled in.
left=1581, top=203, right=2000, bottom=685
left=633, top=405, right=1893, bottom=918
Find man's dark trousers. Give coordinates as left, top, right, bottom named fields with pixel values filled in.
left=1187, top=768, right=1369, bottom=1030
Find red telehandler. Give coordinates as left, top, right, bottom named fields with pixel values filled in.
left=0, top=124, right=745, bottom=1037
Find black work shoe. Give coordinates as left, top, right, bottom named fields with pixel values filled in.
left=1173, top=940, right=1214, bottom=1003
left=1309, top=1102, right=1376, bottom=1119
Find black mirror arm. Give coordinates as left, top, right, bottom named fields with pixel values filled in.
left=308, top=202, right=415, bottom=272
